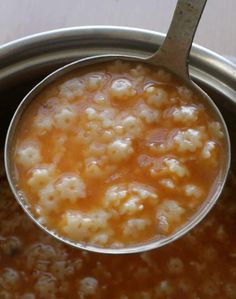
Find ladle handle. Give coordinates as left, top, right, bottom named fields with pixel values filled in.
left=149, top=0, right=207, bottom=79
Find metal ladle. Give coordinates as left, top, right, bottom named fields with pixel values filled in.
left=5, top=0, right=231, bottom=254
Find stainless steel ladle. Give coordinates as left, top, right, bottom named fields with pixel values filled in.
left=5, top=0, right=231, bottom=254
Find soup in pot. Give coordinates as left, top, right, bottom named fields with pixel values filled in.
left=1, top=151, right=236, bottom=298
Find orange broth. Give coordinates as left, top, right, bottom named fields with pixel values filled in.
left=1, top=152, right=236, bottom=298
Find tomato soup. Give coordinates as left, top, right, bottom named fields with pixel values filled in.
left=1, top=152, right=236, bottom=298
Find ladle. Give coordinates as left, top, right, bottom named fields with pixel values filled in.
left=5, top=0, right=231, bottom=254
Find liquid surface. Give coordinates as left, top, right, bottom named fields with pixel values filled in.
left=1, top=151, right=236, bottom=298
left=13, top=61, right=224, bottom=248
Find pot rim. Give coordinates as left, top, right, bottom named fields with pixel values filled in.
left=0, top=25, right=235, bottom=70
left=0, top=26, right=235, bottom=103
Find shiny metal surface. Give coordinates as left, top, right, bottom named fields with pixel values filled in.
left=0, top=28, right=236, bottom=253
left=149, top=0, right=207, bottom=78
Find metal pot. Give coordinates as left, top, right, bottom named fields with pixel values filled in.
left=0, top=25, right=236, bottom=295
